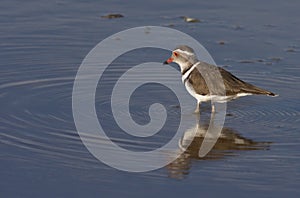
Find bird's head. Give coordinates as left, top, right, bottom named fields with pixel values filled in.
left=163, top=45, right=198, bottom=72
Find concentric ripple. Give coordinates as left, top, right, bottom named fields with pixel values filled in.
left=230, top=102, right=300, bottom=127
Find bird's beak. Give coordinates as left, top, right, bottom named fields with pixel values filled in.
left=163, top=57, right=173, bottom=64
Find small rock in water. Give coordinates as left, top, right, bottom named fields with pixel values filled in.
left=171, top=105, right=180, bottom=109
left=238, top=60, right=256, bottom=64
left=101, top=14, right=124, bottom=19
left=144, top=27, right=151, bottom=34
left=285, top=48, right=296, bottom=52
left=256, top=59, right=265, bottom=63
left=181, top=16, right=201, bottom=23
left=217, top=40, right=227, bottom=45
left=264, top=24, right=276, bottom=28
left=232, top=25, right=243, bottom=30
left=269, top=57, right=282, bottom=62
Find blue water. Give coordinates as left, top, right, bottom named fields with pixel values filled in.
left=1, top=0, right=300, bottom=197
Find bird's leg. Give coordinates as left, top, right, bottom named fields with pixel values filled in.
left=194, top=101, right=201, bottom=113
left=211, top=103, right=215, bottom=113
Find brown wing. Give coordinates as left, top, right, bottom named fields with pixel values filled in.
left=185, top=62, right=275, bottom=96
left=219, top=67, right=275, bottom=96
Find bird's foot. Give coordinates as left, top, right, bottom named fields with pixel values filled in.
left=194, top=103, right=200, bottom=114
left=211, top=104, right=215, bottom=113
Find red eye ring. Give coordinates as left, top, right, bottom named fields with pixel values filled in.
left=173, top=52, right=179, bottom=57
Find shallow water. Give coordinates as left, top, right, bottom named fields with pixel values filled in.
left=1, top=0, right=300, bottom=197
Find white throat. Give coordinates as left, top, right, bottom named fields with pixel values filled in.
left=176, top=61, right=194, bottom=73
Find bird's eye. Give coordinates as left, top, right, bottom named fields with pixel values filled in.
left=173, top=52, right=179, bottom=57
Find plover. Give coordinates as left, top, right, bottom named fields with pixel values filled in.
left=163, top=45, right=277, bottom=113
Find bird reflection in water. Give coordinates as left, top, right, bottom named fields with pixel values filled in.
left=166, top=112, right=271, bottom=179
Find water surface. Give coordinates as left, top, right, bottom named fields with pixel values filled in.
left=1, top=0, right=300, bottom=197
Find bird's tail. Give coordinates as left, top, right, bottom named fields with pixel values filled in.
left=267, top=92, right=278, bottom=97
left=241, top=84, right=278, bottom=97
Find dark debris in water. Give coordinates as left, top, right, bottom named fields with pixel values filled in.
left=256, top=59, right=265, bottom=63
left=217, top=40, right=227, bottom=45
left=237, top=58, right=281, bottom=65
left=144, top=27, right=151, bottom=34
left=285, top=48, right=297, bottom=53
left=263, top=24, right=277, bottom=28
left=268, top=57, right=282, bottom=62
left=238, top=60, right=256, bottom=64
left=101, top=14, right=124, bottom=19
left=113, top=37, right=121, bottom=41
left=170, top=105, right=180, bottom=109
left=225, top=57, right=281, bottom=65
left=181, top=16, right=201, bottom=23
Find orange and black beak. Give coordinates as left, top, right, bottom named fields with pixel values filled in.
left=164, top=51, right=178, bottom=64
left=163, top=57, right=173, bottom=64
